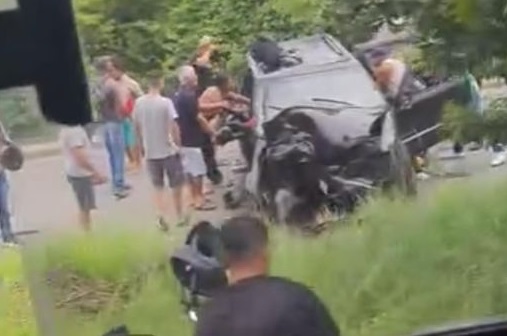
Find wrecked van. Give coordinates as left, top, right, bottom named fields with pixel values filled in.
left=219, top=34, right=466, bottom=226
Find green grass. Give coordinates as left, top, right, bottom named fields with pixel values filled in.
left=26, top=177, right=507, bottom=336
left=0, top=245, right=38, bottom=336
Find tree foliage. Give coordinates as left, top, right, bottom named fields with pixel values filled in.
left=74, top=0, right=309, bottom=77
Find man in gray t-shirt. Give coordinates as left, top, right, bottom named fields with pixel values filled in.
left=133, top=72, right=186, bottom=230
left=59, top=126, right=106, bottom=231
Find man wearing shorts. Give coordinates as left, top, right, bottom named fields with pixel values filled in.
left=116, top=64, right=144, bottom=171
left=59, top=125, right=106, bottom=232
left=133, top=71, right=185, bottom=231
left=174, top=65, right=216, bottom=211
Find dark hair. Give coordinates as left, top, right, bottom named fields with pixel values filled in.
left=214, top=72, right=230, bottom=89
left=147, top=71, right=164, bottom=88
left=110, top=55, right=125, bottom=72
left=220, top=216, right=268, bottom=264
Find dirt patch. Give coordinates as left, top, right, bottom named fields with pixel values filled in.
left=45, top=264, right=166, bottom=315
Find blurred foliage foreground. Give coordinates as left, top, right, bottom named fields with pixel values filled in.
left=0, top=245, right=38, bottom=336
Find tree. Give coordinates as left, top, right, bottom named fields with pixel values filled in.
left=74, top=0, right=307, bottom=77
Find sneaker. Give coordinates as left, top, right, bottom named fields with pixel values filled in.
left=491, top=152, right=507, bottom=167
left=157, top=217, right=169, bottom=232
left=114, top=190, right=129, bottom=200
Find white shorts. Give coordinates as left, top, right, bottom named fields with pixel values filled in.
left=181, top=147, right=207, bottom=178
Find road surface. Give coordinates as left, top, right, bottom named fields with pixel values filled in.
left=9, top=142, right=245, bottom=242
left=7, top=136, right=507, bottom=244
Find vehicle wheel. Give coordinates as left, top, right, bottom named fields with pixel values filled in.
left=388, top=140, right=417, bottom=196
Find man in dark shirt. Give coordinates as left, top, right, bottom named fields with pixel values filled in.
left=173, top=65, right=217, bottom=211
left=195, top=215, right=340, bottom=336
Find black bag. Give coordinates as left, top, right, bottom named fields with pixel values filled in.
left=249, top=37, right=283, bottom=73
left=0, top=122, right=24, bottom=171
left=170, top=221, right=227, bottom=313
left=1, top=141, right=24, bottom=172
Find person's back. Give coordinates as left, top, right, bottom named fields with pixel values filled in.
left=195, top=216, right=339, bottom=336
left=196, top=275, right=339, bottom=336
left=134, top=95, right=178, bottom=160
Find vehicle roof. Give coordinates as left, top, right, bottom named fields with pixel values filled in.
left=247, top=34, right=387, bottom=123
left=247, top=34, right=357, bottom=80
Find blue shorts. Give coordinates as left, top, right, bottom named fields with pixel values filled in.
left=122, top=119, right=136, bottom=149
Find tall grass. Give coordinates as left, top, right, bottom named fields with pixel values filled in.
left=0, top=246, right=38, bottom=336
left=27, top=176, right=507, bottom=336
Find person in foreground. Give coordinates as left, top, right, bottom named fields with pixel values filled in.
left=195, top=215, right=340, bottom=336
left=133, top=71, right=186, bottom=231
left=59, top=125, right=106, bottom=231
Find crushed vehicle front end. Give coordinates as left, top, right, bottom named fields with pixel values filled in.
left=251, top=105, right=409, bottom=225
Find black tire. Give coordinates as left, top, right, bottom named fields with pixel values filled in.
left=388, top=140, right=417, bottom=196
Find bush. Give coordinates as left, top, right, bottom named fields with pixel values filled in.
left=442, top=98, right=507, bottom=145
left=26, top=177, right=507, bottom=336
left=441, top=102, right=484, bottom=144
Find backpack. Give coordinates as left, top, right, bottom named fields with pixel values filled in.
left=464, top=72, right=483, bottom=115
left=170, top=221, right=227, bottom=316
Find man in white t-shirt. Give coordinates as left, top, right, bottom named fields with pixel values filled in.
left=59, top=125, right=106, bottom=231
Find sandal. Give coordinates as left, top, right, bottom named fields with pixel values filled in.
left=194, top=200, right=217, bottom=211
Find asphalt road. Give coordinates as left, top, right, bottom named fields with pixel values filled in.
left=9, top=142, right=245, bottom=242
left=8, top=137, right=507, bottom=244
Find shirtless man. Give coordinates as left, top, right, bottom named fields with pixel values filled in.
left=371, top=50, right=429, bottom=180
left=198, top=73, right=250, bottom=187
left=199, top=73, right=250, bottom=128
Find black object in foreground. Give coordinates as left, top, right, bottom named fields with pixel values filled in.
left=102, top=325, right=155, bottom=336
left=170, top=221, right=227, bottom=321
left=0, top=0, right=92, bottom=125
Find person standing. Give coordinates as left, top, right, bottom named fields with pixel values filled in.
left=192, top=36, right=218, bottom=96
left=115, top=61, right=144, bottom=172
left=174, top=65, right=217, bottom=211
left=195, top=216, right=340, bottom=336
left=198, top=73, right=251, bottom=186
left=59, top=125, right=106, bottom=231
left=94, top=56, right=130, bottom=199
left=133, top=71, right=186, bottom=231
left=0, top=121, right=17, bottom=244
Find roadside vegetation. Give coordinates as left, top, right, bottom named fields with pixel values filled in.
left=24, top=175, right=507, bottom=336
left=0, top=246, right=38, bottom=336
